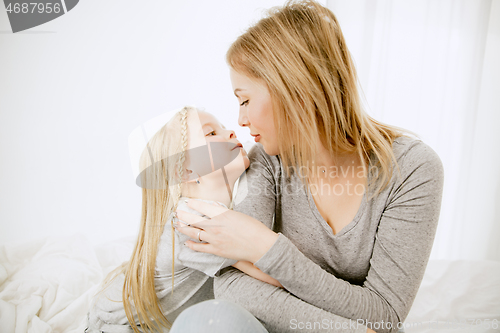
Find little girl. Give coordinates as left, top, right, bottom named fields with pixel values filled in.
left=85, top=106, right=281, bottom=333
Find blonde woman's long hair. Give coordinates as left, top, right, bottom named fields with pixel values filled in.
left=227, top=0, right=414, bottom=197
left=100, top=106, right=193, bottom=332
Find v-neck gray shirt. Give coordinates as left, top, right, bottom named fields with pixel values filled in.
left=214, top=136, right=444, bottom=333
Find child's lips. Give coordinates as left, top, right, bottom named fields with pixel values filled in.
left=231, top=143, right=243, bottom=150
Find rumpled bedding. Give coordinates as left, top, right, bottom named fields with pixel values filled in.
left=0, top=234, right=499, bottom=333
left=404, top=260, right=500, bottom=333
left=0, top=234, right=134, bottom=333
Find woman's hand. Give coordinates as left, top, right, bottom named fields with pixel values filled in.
left=174, top=198, right=279, bottom=263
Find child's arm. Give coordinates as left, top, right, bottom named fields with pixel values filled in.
left=232, top=261, right=283, bottom=288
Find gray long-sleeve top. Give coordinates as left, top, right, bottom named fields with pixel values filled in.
left=214, top=136, right=444, bottom=333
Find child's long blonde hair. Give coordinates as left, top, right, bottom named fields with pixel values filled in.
left=227, top=0, right=415, bottom=197
left=100, top=106, right=193, bottom=332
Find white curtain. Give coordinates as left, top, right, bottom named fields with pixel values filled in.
left=327, top=0, right=500, bottom=261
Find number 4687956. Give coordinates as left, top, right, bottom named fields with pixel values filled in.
left=6, top=3, right=61, bottom=14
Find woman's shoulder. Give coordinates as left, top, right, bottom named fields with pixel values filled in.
left=246, top=142, right=281, bottom=170
left=392, top=135, right=442, bottom=166
left=388, top=135, right=444, bottom=182
left=246, top=142, right=272, bottom=158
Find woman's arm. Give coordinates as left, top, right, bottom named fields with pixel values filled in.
left=215, top=266, right=370, bottom=333
left=231, top=260, right=283, bottom=288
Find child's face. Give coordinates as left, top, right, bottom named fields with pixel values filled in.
left=184, top=110, right=250, bottom=182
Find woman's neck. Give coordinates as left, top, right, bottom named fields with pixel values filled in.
left=310, top=141, right=367, bottom=184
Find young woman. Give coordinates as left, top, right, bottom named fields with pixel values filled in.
left=172, top=1, right=444, bottom=333
left=85, top=107, right=281, bottom=333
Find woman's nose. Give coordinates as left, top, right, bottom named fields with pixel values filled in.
left=238, top=108, right=249, bottom=127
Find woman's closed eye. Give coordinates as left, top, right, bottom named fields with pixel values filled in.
left=240, top=100, right=249, bottom=107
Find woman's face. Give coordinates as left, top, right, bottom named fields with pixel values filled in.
left=229, top=68, right=279, bottom=156
left=185, top=110, right=250, bottom=182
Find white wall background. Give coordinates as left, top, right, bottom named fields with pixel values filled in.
left=0, top=0, right=288, bottom=245
left=1, top=0, right=498, bottom=262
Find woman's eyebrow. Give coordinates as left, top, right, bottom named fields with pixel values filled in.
left=234, top=88, right=245, bottom=97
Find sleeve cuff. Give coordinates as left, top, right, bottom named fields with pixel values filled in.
left=253, top=232, right=290, bottom=274
left=213, top=258, right=238, bottom=277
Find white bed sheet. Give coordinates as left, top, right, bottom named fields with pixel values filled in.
left=0, top=234, right=134, bottom=333
left=404, top=260, right=500, bottom=333
left=1, top=234, right=499, bottom=333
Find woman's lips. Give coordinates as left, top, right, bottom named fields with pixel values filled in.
left=253, top=135, right=261, bottom=143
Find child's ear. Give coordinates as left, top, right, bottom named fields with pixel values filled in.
left=182, top=168, right=194, bottom=182
left=172, top=166, right=194, bottom=184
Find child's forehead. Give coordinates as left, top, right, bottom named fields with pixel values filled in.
left=188, top=111, right=226, bottom=133
left=197, top=111, right=223, bottom=128
left=185, top=111, right=217, bottom=147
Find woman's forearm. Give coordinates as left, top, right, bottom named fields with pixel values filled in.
left=214, top=267, right=368, bottom=333
left=232, top=260, right=283, bottom=288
